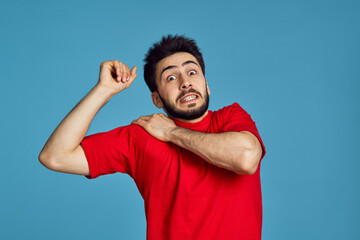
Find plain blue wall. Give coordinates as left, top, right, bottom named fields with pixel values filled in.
left=1, top=0, right=359, bottom=239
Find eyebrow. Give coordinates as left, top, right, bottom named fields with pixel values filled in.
left=160, top=60, right=199, bottom=79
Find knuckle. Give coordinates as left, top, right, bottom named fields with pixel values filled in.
left=100, top=61, right=107, bottom=68
left=113, top=61, right=120, bottom=67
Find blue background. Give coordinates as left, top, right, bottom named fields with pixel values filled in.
left=1, top=0, right=359, bottom=239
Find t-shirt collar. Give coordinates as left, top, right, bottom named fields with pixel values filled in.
left=171, top=110, right=212, bottom=132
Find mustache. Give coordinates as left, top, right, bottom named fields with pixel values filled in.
left=176, top=88, right=202, bottom=102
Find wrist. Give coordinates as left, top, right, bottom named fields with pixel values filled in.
left=166, top=126, right=187, bottom=143
left=93, top=84, right=115, bottom=102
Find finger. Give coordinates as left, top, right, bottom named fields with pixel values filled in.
left=130, top=66, right=137, bottom=76
left=139, top=115, right=151, bottom=121
left=121, top=63, right=130, bottom=83
left=121, top=63, right=129, bottom=83
left=132, top=118, right=145, bottom=127
left=159, top=113, right=169, bottom=120
left=130, top=66, right=137, bottom=81
left=127, top=66, right=137, bottom=84
left=113, top=61, right=122, bottom=82
left=124, top=64, right=130, bottom=82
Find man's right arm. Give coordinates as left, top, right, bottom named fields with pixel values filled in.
left=38, top=60, right=137, bottom=176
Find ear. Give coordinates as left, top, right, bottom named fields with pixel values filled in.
left=206, top=80, right=211, bottom=95
left=151, top=91, right=163, bottom=109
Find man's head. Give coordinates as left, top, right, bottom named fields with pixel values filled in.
left=144, top=35, right=210, bottom=121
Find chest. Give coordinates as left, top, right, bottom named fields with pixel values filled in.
left=133, top=136, right=246, bottom=200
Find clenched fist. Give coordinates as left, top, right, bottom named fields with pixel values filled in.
left=97, top=60, right=137, bottom=96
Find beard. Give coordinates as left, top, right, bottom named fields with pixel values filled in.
left=158, top=88, right=210, bottom=120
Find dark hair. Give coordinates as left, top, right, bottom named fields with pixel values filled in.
left=143, top=35, right=205, bottom=92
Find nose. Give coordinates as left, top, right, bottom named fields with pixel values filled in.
left=180, top=75, right=192, bottom=90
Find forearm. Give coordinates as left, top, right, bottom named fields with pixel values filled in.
left=168, top=127, right=261, bottom=174
left=40, top=85, right=113, bottom=158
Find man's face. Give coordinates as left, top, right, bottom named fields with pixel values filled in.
left=153, top=52, right=210, bottom=121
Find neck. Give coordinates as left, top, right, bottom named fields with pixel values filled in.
left=170, top=110, right=209, bottom=123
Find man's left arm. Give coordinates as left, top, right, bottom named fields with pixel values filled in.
left=132, top=113, right=263, bottom=175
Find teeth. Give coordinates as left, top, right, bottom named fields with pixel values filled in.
left=182, top=95, right=196, bottom=102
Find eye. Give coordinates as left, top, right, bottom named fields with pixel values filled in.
left=188, top=70, right=196, bottom=75
left=167, top=75, right=176, bottom=81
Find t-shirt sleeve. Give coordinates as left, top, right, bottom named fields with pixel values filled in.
left=80, top=125, right=138, bottom=179
left=220, top=103, right=266, bottom=161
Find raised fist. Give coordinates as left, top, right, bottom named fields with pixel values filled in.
left=97, top=60, right=137, bottom=96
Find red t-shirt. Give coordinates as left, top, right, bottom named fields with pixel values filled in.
left=81, top=103, right=266, bottom=240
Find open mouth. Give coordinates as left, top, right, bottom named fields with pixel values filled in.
left=180, top=94, right=198, bottom=104
left=180, top=94, right=197, bottom=103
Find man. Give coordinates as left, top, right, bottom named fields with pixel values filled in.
left=39, top=35, right=266, bottom=239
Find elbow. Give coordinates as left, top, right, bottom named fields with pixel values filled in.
left=233, top=163, right=258, bottom=175
left=234, top=148, right=261, bottom=175
left=241, top=162, right=258, bottom=175
left=38, top=150, right=58, bottom=171
left=38, top=150, right=47, bottom=166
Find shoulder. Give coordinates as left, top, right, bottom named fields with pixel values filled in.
left=117, top=124, right=152, bottom=142
left=105, top=123, right=146, bottom=134
left=125, top=123, right=149, bottom=134
left=208, top=103, right=249, bottom=131
left=213, top=102, right=248, bottom=120
left=217, top=102, right=245, bottom=113
left=85, top=123, right=150, bottom=142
